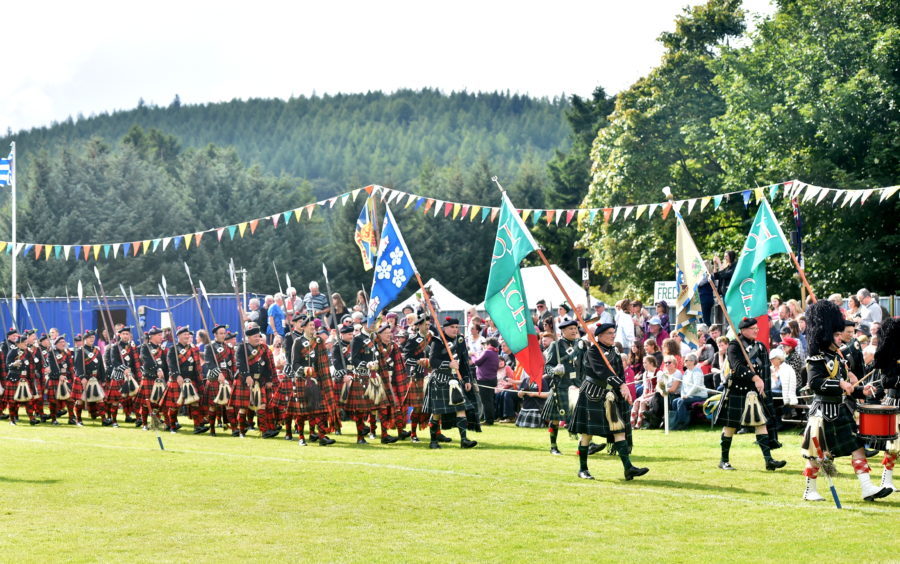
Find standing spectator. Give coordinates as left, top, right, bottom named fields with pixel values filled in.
left=846, top=295, right=863, bottom=323
left=698, top=269, right=715, bottom=325
left=614, top=299, right=635, bottom=350
left=593, top=300, right=614, bottom=325
left=267, top=293, right=286, bottom=343
left=302, top=282, right=330, bottom=321
left=472, top=338, right=500, bottom=426
left=355, top=290, right=368, bottom=313
left=786, top=299, right=803, bottom=320
left=769, top=295, right=783, bottom=321
left=646, top=317, right=668, bottom=349
left=672, top=353, right=707, bottom=430
left=709, top=336, right=730, bottom=390
left=655, top=302, right=670, bottom=331
left=778, top=336, right=805, bottom=392
left=625, top=342, right=644, bottom=399
left=828, top=293, right=845, bottom=312
left=535, top=299, right=553, bottom=328
left=330, top=293, right=350, bottom=328
left=259, top=296, right=271, bottom=337
left=284, top=287, right=302, bottom=322
left=632, top=299, right=650, bottom=339
left=467, top=323, right=486, bottom=356
left=554, top=304, right=572, bottom=335
left=769, top=347, right=798, bottom=406
left=696, top=327, right=716, bottom=374
left=244, top=297, right=262, bottom=327
left=856, top=288, right=882, bottom=327
left=711, top=251, right=736, bottom=322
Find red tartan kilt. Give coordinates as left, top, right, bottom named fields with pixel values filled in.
left=4, top=380, right=19, bottom=403
left=275, top=378, right=293, bottom=410
left=105, top=380, right=123, bottom=403
left=320, top=379, right=339, bottom=415
left=138, top=378, right=154, bottom=402
left=162, top=381, right=180, bottom=410
left=229, top=379, right=250, bottom=410
left=70, top=377, right=83, bottom=401
left=341, top=375, right=374, bottom=413
left=391, top=370, right=409, bottom=402
left=403, top=378, right=425, bottom=409
left=45, top=378, right=60, bottom=401
left=204, top=379, right=220, bottom=408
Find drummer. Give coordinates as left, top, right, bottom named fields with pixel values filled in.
left=870, top=318, right=899, bottom=496
left=800, top=301, right=889, bottom=502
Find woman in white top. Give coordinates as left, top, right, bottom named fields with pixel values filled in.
left=769, top=347, right=798, bottom=405
left=614, top=298, right=635, bottom=350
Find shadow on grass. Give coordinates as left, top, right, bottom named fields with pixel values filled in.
left=628, top=478, right=757, bottom=495
left=0, top=476, right=61, bottom=485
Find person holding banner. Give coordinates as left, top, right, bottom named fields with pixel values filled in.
left=539, top=319, right=586, bottom=455
left=570, top=323, right=648, bottom=481
left=424, top=317, right=478, bottom=450
left=714, top=318, right=786, bottom=472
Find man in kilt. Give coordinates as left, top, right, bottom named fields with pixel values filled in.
left=235, top=324, right=279, bottom=438
left=39, top=333, right=61, bottom=423
left=75, top=330, right=107, bottom=424
left=375, top=323, right=411, bottom=441
left=540, top=319, right=586, bottom=455
left=105, top=326, right=142, bottom=428
left=66, top=335, right=85, bottom=425
left=290, top=315, right=337, bottom=446
left=400, top=315, right=432, bottom=443
left=332, top=325, right=355, bottom=435
left=46, top=335, right=75, bottom=426
left=5, top=335, right=38, bottom=425
left=276, top=315, right=303, bottom=441
left=423, top=317, right=477, bottom=450
left=347, top=326, right=398, bottom=444
left=800, top=300, right=888, bottom=501
left=166, top=326, right=207, bottom=434
left=570, top=323, right=648, bottom=480
left=714, top=317, right=785, bottom=472
left=138, top=327, right=168, bottom=432
left=203, top=324, right=234, bottom=436
left=0, top=328, right=16, bottom=420
left=24, top=330, right=45, bottom=423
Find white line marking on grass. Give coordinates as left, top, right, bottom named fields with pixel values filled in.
left=4, top=435, right=894, bottom=514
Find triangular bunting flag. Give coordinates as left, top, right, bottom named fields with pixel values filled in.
left=151, top=239, right=160, bottom=252
left=434, top=200, right=444, bottom=217
left=93, top=245, right=102, bottom=260
left=565, top=209, right=576, bottom=226
left=768, top=184, right=779, bottom=200
left=577, top=210, right=589, bottom=225
left=238, top=222, right=248, bottom=237
left=603, top=208, right=612, bottom=223
left=700, top=196, right=711, bottom=211
left=833, top=190, right=844, bottom=205
left=589, top=209, right=599, bottom=223
left=647, top=203, right=658, bottom=218
left=55, top=245, right=63, bottom=259
left=521, top=209, right=531, bottom=222
left=802, top=185, right=820, bottom=203
left=423, top=199, right=434, bottom=214
left=228, top=225, right=237, bottom=240
left=163, top=237, right=172, bottom=250
left=623, top=206, right=634, bottom=220
left=0, top=242, right=7, bottom=254
left=879, top=186, right=900, bottom=202
left=661, top=201, right=673, bottom=219
left=741, top=190, right=751, bottom=207
left=271, top=214, right=280, bottom=228
left=452, top=203, right=461, bottom=220
left=120, top=243, right=129, bottom=258
left=815, top=187, right=830, bottom=205
left=545, top=209, right=556, bottom=224
left=83, top=245, right=91, bottom=260
left=713, top=195, right=723, bottom=209
left=673, top=200, right=683, bottom=214
left=44, top=245, right=53, bottom=260
left=71, top=245, right=80, bottom=260
left=109, top=245, right=116, bottom=259
left=194, top=232, right=203, bottom=247
left=305, top=204, right=315, bottom=219
left=470, top=205, right=481, bottom=221
left=217, top=228, right=225, bottom=241
left=34, top=244, right=43, bottom=259
left=341, top=194, right=351, bottom=207
left=363, top=185, right=374, bottom=196
left=481, top=207, right=490, bottom=222
left=184, top=233, right=193, bottom=249
left=443, top=202, right=453, bottom=217
left=142, top=240, right=151, bottom=254
left=754, top=187, right=764, bottom=203
left=490, top=207, right=500, bottom=222
left=22, top=244, right=33, bottom=257
left=173, top=236, right=183, bottom=250
left=686, top=198, right=696, bottom=215
left=351, top=188, right=362, bottom=201
left=328, top=197, right=338, bottom=208
left=293, top=208, right=302, bottom=221
left=635, top=205, right=647, bottom=219
left=406, top=193, right=417, bottom=208
left=460, top=204, right=470, bottom=219
left=859, top=189, right=875, bottom=204
left=249, top=219, right=259, bottom=234
left=612, top=207, right=622, bottom=222
left=131, top=242, right=141, bottom=256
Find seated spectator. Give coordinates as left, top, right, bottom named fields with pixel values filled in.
left=626, top=341, right=644, bottom=398
left=631, top=355, right=660, bottom=429
left=709, top=336, right=730, bottom=391
left=696, top=327, right=716, bottom=375
left=769, top=347, right=797, bottom=405
left=515, top=373, right=549, bottom=428
left=661, top=338, right=684, bottom=371
left=649, top=354, right=682, bottom=430
left=672, top=354, right=707, bottom=430
left=540, top=332, right=556, bottom=351
left=495, top=358, right=521, bottom=423
left=643, top=338, right=663, bottom=368
left=646, top=316, right=668, bottom=349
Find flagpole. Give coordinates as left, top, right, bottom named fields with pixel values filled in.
left=412, top=271, right=460, bottom=379
left=490, top=176, right=623, bottom=395
left=10, top=141, right=16, bottom=322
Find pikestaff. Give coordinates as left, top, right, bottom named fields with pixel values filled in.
left=272, top=261, right=284, bottom=296
left=92, top=267, right=118, bottom=340
left=321, top=264, right=344, bottom=368
left=26, top=283, right=50, bottom=336
left=228, top=258, right=263, bottom=437
left=19, top=295, right=37, bottom=332
left=2, top=290, right=17, bottom=332
left=64, top=287, right=76, bottom=349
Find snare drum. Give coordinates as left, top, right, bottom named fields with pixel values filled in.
left=857, top=404, right=899, bottom=441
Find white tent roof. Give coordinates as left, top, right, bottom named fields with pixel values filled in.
left=476, top=264, right=591, bottom=311
left=389, top=278, right=473, bottom=314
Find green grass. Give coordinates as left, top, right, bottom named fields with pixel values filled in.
left=1, top=417, right=896, bottom=563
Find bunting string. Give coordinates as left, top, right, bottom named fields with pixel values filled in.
left=3, top=180, right=897, bottom=261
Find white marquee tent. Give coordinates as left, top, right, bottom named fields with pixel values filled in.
left=389, top=278, right=473, bottom=316
left=476, top=264, right=591, bottom=311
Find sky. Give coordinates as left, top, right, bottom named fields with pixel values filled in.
left=2, top=0, right=775, bottom=135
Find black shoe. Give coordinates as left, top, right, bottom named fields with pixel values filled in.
left=381, top=435, right=399, bottom=444
left=284, top=433, right=293, bottom=441
left=262, top=430, right=279, bottom=439
left=460, top=438, right=478, bottom=449
left=193, top=426, right=209, bottom=435
left=577, top=470, right=594, bottom=480
left=361, top=425, right=371, bottom=436
left=429, top=441, right=441, bottom=449
left=40, top=414, right=50, bottom=422
left=68, top=418, right=76, bottom=425
left=398, top=429, right=411, bottom=440
left=309, top=433, right=319, bottom=442
left=231, top=430, right=241, bottom=437
left=298, top=438, right=307, bottom=446
left=30, top=419, right=38, bottom=426
left=356, top=438, right=368, bottom=445
left=135, top=420, right=143, bottom=428
left=550, top=446, right=562, bottom=456
left=874, top=487, right=893, bottom=499
left=411, top=436, right=420, bottom=443
left=765, top=459, right=787, bottom=471
left=437, top=434, right=452, bottom=443
left=718, top=461, right=736, bottom=470
left=0, top=414, right=9, bottom=420
left=173, top=423, right=182, bottom=431
left=319, top=436, right=336, bottom=446
left=625, top=466, right=649, bottom=480
left=865, top=448, right=879, bottom=458
left=50, top=420, right=60, bottom=426
left=587, top=442, right=605, bottom=456
left=124, top=416, right=136, bottom=423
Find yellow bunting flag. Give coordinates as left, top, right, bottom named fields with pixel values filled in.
left=238, top=222, right=248, bottom=237
left=184, top=233, right=194, bottom=249
left=94, top=245, right=103, bottom=260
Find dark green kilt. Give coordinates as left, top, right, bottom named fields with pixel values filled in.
left=568, top=379, right=629, bottom=438
left=819, top=403, right=864, bottom=457
left=540, top=378, right=574, bottom=423
left=713, top=390, right=775, bottom=428
left=423, top=371, right=474, bottom=415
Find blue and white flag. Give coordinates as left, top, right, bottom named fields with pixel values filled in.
left=366, top=206, right=417, bottom=324
left=0, top=153, right=11, bottom=186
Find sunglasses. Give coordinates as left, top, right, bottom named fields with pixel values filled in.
left=664, top=361, right=674, bottom=365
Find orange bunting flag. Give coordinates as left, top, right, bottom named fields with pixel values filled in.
left=545, top=210, right=555, bottom=224
left=603, top=208, right=612, bottom=223
left=132, top=242, right=141, bottom=256
left=305, top=204, right=315, bottom=219
left=249, top=219, right=259, bottom=234
left=194, top=232, right=203, bottom=247
left=363, top=184, right=375, bottom=196
left=34, top=244, right=43, bottom=259
left=423, top=199, right=434, bottom=214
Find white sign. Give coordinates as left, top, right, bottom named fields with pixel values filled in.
left=654, top=281, right=678, bottom=306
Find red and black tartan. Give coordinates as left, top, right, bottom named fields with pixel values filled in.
left=70, top=375, right=83, bottom=402
left=105, top=379, right=123, bottom=403
left=204, top=378, right=220, bottom=408
left=341, top=372, right=374, bottom=413
left=293, top=336, right=331, bottom=419
left=230, top=377, right=250, bottom=410
left=3, top=378, right=19, bottom=403
left=162, top=380, right=180, bottom=410
left=138, top=377, right=154, bottom=402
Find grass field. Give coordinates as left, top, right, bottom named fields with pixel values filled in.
left=2, top=417, right=896, bottom=563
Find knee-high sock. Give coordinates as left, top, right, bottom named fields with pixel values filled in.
left=614, top=440, right=633, bottom=470
left=379, top=407, right=393, bottom=436
left=720, top=433, right=732, bottom=462
left=549, top=423, right=559, bottom=446
left=9, top=403, right=18, bottom=420
left=756, top=434, right=773, bottom=461
left=290, top=416, right=300, bottom=438
left=66, top=401, right=75, bottom=420
left=49, top=400, right=59, bottom=420
left=74, top=404, right=83, bottom=421
left=429, top=416, right=440, bottom=441
left=108, top=403, right=118, bottom=422
left=456, top=416, right=468, bottom=441
left=578, top=444, right=589, bottom=472
left=355, top=416, right=366, bottom=440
